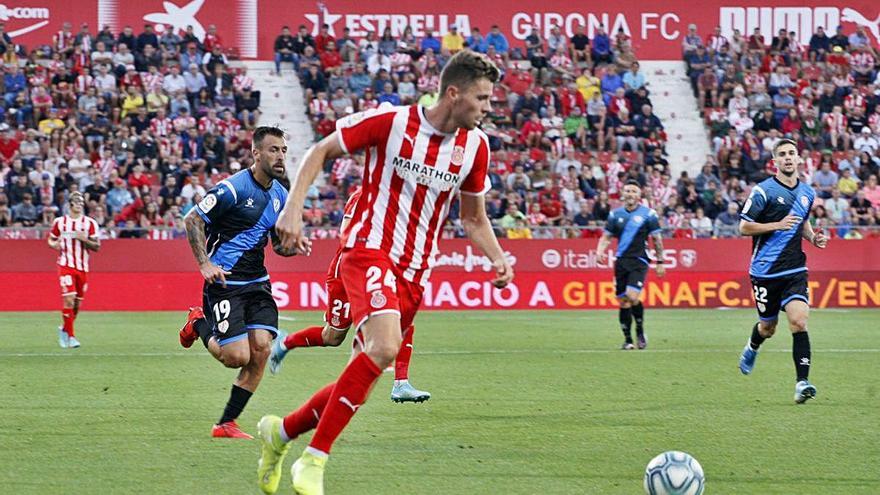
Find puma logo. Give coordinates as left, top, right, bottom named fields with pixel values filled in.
left=402, top=134, right=415, bottom=147
left=841, top=8, right=880, bottom=45
left=339, top=396, right=361, bottom=412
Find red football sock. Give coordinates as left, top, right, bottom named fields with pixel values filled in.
left=62, top=308, right=75, bottom=337
left=309, top=352, right=382, bottom=454
left=282, top=382, right=335, bottom=441
left=282, top=326, right=324, bottom=349
left=395, top=326, right=415, bottom=381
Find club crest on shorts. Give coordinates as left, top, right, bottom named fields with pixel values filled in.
left=331, top=315, right=340, bottom=327
left=451, top=145, right=465, bottom=166
left=218, top=320, right=229, bottom=334
left=370, top=290, right=387, bottom=308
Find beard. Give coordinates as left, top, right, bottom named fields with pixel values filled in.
left=780, top=166, right=796, bottom=177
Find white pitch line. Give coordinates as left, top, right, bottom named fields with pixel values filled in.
left=278, top=315, right=298, bottom=321
left=1, top=348, right=878, bottom=358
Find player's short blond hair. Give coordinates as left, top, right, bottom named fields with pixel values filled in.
left=439, top=49, right=500, bottom=95
left=68, top=191, right=85, bottom=204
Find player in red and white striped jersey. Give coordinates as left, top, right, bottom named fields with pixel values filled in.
left=260, top=50, right=513, bottom=495
left=268, top=187, right=431, bottom=403
left=47, top=192, right=101, bottom=348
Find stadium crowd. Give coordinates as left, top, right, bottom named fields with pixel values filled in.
left=2, top=19, right=878, bottom=239
left=685, top=23, right=880, bottom=238
left=0, top=21, right=262, bottom=238
left=286, top=22, right=679, bottom=239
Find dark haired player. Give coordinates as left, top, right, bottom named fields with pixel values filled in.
left=738, top=138, right=826, bottom=404
left=259, top=49, right=512, bottom=495
left=48, top=191, right=101, bottom=348
left=178, top=126, right=298, bottom=438
left=597, top=179, right=666, bottom=350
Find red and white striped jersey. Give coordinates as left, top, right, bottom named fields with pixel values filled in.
left=233, top=74, right=254, bottom=92
left=50, top=215, right=100, bottom=272
left=342, top=187, right=362, bottom=222
left=150, top=117, right=173, bottom=137
left=95, top=157, right=117, bottom=179
left=336, top=105, right=490, bottom=285
left=143, top=72, right=164, bottom=93
left=198, top=116, right=219, bottom=134
left=390, top=52, right=412, bottom=73
left=218, top=118, right=241, bottom=140
left=851, top=52, right=875, bottom=71
left=824, top=113, right=847, bottom=133
left=75, top=74, right=93, bottom=93
left=844, top=93, right=866, bottom=112
left=173, top=115, right=196, bottom=132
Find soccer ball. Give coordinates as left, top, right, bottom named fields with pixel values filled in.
left=643, top=451, right=705, bottom=495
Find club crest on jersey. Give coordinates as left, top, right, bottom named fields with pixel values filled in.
left=370, top=291, right=387, bottom=309
left=451, top=145, right=465, bottom=165
left=273, top=198, right=281, bottom=212
left=199, top=194, right=217, bottom=212
left=632, top=215, right=643, bottom=224
left=800, top=196, right=809, bottom=207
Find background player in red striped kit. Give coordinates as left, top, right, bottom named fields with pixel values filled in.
left=47, top=191, right=101, bottom=348
left=269, top=186, right=431, bottom=403
left=258, top=50, right=513, bottom=495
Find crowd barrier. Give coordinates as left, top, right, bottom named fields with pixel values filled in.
left=1, top=239, right=877, bottom=310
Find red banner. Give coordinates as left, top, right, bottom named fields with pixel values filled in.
left=2, top=239, right=878, bottom=310
left=6, top=1, right=879, bottom=61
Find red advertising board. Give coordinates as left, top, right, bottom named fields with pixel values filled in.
left=4, top=1, right=879, bottom=61
left=2, top=239, right=877, bottom=311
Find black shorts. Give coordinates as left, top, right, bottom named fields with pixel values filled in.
left=202, top=280, right=279, bottom=346
left=750, top=271, right=809, bottom=321
left=614, top=258, right=648, bottom=297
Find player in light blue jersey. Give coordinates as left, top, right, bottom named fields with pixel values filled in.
left=597, top=180, right=666, bottom=350
left=737, top=138, right=827, bottom=404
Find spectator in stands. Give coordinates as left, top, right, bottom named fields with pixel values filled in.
left=591, top=25, right=612, bottom=65
left=825, top=187, right=850, bottom=224
left=613, top=108, right=639, bottom=152
left=813, top=160, right=839, bottom=199
left=11, top=192, right=38, bottom=226
left=850, top=188, right=875, bottom=225
left=442, top=26, right=465, bottom=54
left=569, top=24, right=590, bottom=66
left=485, top=25, right=509, bottom=58
left=682, top=24, right=703, bottom=56
left=713, top=202, right=740, bottom=237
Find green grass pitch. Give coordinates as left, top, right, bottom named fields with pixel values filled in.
left=2, top=309, right=879, bottom=494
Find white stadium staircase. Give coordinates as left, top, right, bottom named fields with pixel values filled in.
left=238, top=61, right=314, bottom=179
left=639, top=61, right=712, bottom=178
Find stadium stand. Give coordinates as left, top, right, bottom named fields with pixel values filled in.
left=291, top=22, right=680, bottom=239
left=2, top=20, right=878, bottom=239
left=686, top=23, right=880, bottom=238
left=0, top=21, right=263, bottom=238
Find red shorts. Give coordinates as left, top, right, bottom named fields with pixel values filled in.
left=340, top=247, right=424, bottom=332
left=323, top=252, right=353, bottom=331
left=58, top=266, right=88, bottom=299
